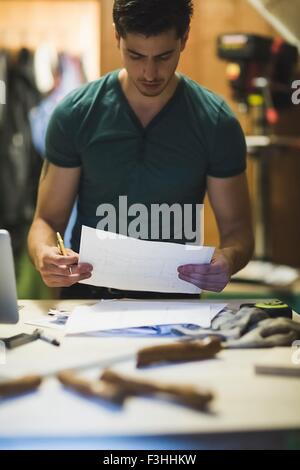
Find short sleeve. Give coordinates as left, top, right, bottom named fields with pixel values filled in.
left=45, top=99, right=81, bottom=168
left=208, top=101, right=247, bottom=178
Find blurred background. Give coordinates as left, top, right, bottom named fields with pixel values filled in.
left=0, top=0, right=300, bottom=308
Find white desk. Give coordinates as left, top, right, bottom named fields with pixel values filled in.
left=0, top=300, right=300, bottom=450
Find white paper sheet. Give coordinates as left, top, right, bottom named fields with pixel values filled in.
left=78, top=226, right=215, bottom=294
left=66, top=300, right=226, bottom=335
left=24, top=317, right=67, bottom=331
left=25, top=310, right=70, bottom=331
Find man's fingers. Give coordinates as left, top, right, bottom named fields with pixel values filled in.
left=43, top=254, right=79, bottom=266
left=178, top=264, right=210, bottom=275
left=45, top=263, right=93, bottom=276
left=55, top=255, right=79, bottom=266
left=43, top=272, right=92, bottom=288
left=178, top=264, right=227, bottom=276
left=37, top=247, right=93, bottom=287
left=45, top=272, right=92, bottom=282
left=178, top=273, right=203, bottom=288
left=68, top=263, right=93, bottom=275
left=178, top=271, right=228, bottom=283
left=178, top=274, right=226, bottom=292
left=66, top=249, right=79, bottom=257
left=44, top=265, right=71, bottom=276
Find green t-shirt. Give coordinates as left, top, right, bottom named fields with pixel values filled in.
left=45, top=70, right=246, bottom=251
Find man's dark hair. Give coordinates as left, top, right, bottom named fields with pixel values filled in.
left=113, top=0, right=194, bottom=39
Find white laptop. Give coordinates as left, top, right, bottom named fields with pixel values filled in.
left=0, top=230, right=19, bottom=323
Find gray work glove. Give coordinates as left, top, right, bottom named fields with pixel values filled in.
left=226, top=317, right=300, bottom=349
left=172, top=307, right=300, bottom=349
left=172, top=306, right=270, bottom=341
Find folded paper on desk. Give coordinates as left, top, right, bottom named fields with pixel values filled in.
left=25, top=309, right=70, bottom=331
left=79, top=226, right=215, bottom=294
left=66, top=300, right=226, bottom=335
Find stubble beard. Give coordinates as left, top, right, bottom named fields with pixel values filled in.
left=132, top=72, right=177, bottom=98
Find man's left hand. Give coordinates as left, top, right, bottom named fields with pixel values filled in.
left=177, top=249, right=232, bottom=292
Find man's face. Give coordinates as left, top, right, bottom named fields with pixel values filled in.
left=117, top=29, right=187, bottom=97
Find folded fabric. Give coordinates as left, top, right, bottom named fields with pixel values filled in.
left=226, top=318, right=300, bottom=348
left=172, top=306, right=300, bottom=348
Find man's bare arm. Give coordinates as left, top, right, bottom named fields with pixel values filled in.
left=178, top=172, right=254, bottom=292
left=28, top=162, right=93, bottom=287
left=207, top=172, right=254, bottom=275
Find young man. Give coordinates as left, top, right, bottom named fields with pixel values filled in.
left=28, top=0, right=254, bottom=299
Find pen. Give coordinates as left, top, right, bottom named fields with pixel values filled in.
left=37, top=329, right=60, bottom=347
left=56, top=232, right=72, bottom=275
left=56, top=231, right=67, bottom=256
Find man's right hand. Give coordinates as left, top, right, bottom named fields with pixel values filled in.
left=36, top=246, right=93, bottom=288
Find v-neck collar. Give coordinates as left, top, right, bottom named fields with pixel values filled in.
left=113, top=69, right=184, bottom=133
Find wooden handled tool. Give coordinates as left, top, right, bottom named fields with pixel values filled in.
left=57, top=370, right=127, bottom=406
left=0, top=375, right=42, bottom=398
left=136, top=336, right=222, bottom=367
left=100, top=369, right=214, bottom=410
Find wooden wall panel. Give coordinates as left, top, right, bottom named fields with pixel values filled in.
left=268, top=149, right=300, bottom=266
left=0, top=0, right=100, bottom=80
left=100, top=0, right=121, bottom=75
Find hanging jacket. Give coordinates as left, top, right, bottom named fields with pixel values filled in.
left=0, top=48, right=42, bottom=255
